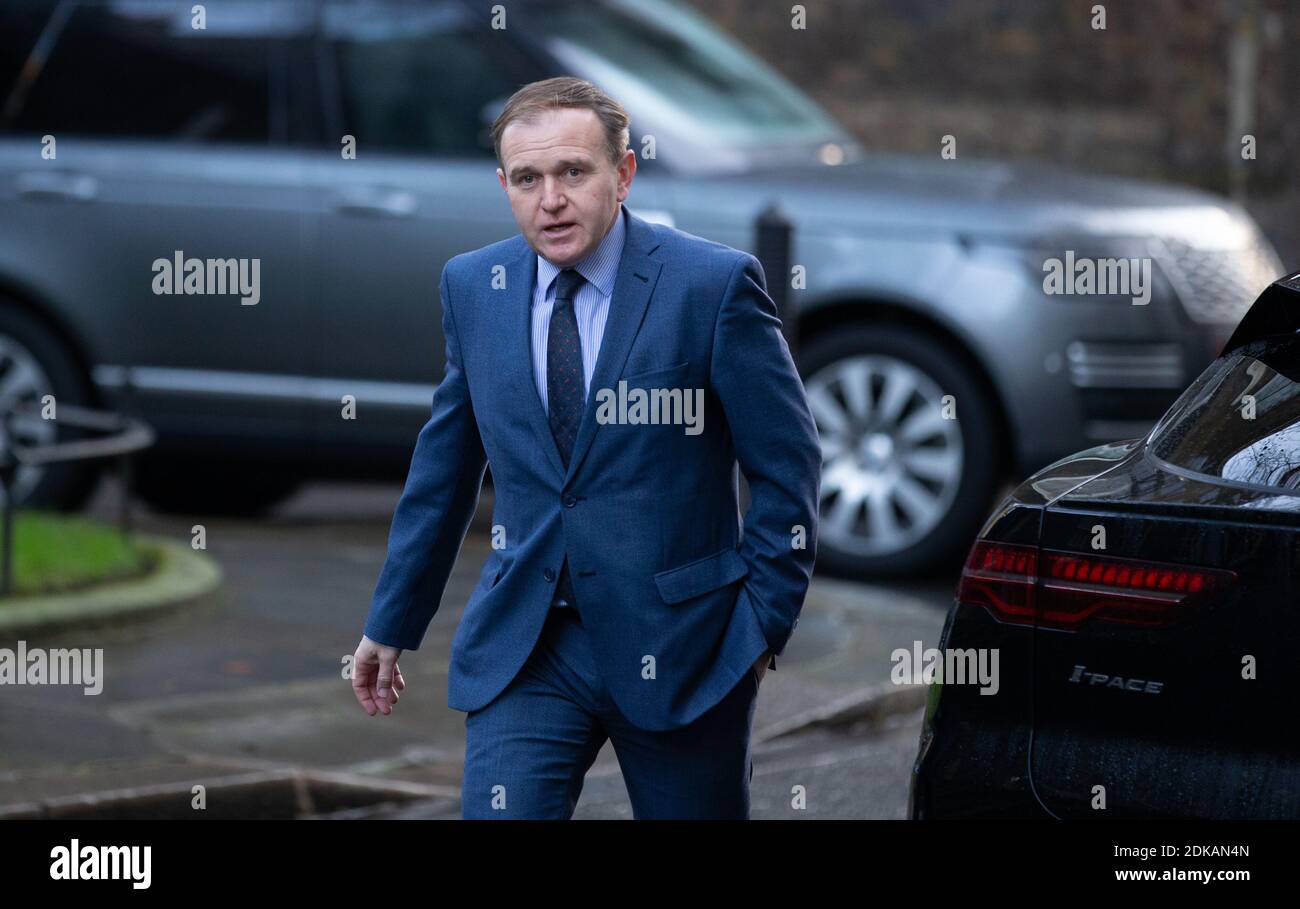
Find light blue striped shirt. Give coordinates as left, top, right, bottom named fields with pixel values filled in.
left=531, top=204, right=628, bottom=413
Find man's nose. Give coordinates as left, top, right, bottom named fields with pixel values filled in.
left=540, top=177, right=566, bottom=210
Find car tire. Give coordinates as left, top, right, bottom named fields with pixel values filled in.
left=800, top=324, right=1003, bottom=578
left=132, top=454, right=303, bottom=517
left=0, top=303, right=101, bottom=511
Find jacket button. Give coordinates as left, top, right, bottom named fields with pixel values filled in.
left=563, top=496, right=577, bottom=508
left=543, top=568, right=555, bottom=582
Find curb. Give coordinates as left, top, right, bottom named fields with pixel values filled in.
left=0, top=533, right=222, bottom=636
left=754, top=681, right=927, bottom=743
left=0, top=768, right=457, bottom=820
left=747, top=572, right=945, bottom=743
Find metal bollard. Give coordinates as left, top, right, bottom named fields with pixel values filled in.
left=755, top=202, right=798, bottom=365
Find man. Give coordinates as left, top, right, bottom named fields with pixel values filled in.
left=352, top=77, right=820, bottom=819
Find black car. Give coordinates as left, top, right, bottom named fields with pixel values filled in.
left=909, top=273, right=1300, bottom=819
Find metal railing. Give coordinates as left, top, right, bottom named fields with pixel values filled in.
left=0, top=400, right=155, bottom=596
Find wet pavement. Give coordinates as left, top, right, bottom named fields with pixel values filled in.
left=0, top=478, right=954, bottom=818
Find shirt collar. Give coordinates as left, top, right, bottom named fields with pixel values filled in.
left=536, top=203, right=627, bottom=299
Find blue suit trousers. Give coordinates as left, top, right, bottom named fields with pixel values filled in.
left=461, top=605, right=760, bottom=819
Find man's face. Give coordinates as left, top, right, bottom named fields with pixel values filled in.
left=497, top=107, right=635, bottom=268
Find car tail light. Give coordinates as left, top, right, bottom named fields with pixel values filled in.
left=956, top=541, right=1038, bottom=623
left=957, top=541, right=1236, bottom=630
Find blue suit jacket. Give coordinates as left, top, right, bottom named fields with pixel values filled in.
left=363, top=206, right=820, bottom=731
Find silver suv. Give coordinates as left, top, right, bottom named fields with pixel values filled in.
left=0, top=0, right=1283, bottom=576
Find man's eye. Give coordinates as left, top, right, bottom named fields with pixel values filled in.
left=520, top=175, right=534, bottom=185
left=567, top=167, right=581, bottom=177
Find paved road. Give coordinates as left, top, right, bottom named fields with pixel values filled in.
left=0, top=478, right=956, bottom=818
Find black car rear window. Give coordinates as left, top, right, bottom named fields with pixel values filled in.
left=1150, top=335, right=1300, bottom=491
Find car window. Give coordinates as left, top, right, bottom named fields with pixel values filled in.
left=521, top=0, right=845, bottom=148
left=0, top=2, right=54, bottom=118
left=1149, top=335, right=1300, bottom=491
left=0, top=0, right=274, bottom=144
left=321, top=0, right=548, bottom=157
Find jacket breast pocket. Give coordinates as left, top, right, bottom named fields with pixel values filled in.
left=652, top=547, right=749, bottom=604
left=620, top=360, right=689, bottom=385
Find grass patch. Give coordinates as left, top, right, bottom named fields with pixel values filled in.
left=0, top=510, right=156, bottom=599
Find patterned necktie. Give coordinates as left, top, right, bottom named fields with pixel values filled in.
left=546, top=267, right=586, bottom=610
left=547, top=267, right=587, bottom=467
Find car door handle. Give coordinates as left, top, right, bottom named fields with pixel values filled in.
left=331, top=186, right=416, bottom=218
left=15, top=171, right=98, bottom=201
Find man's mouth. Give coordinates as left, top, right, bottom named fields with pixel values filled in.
left=543, top=222, right=575, bottom=237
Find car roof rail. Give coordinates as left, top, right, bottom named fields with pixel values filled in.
left=1220, top=271, right=1300, bottom=357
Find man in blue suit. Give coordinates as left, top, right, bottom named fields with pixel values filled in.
left=352, top=77, right=820, bottom=819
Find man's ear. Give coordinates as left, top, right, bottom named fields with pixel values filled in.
left=497, top=167, right=508, bottom=192
left=616, top=149, right=636, bottom=201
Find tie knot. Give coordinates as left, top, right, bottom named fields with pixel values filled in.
left=555, top=268, right=586, bottom=304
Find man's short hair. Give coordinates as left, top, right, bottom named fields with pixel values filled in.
left=491, top=76, right=630, bottom=171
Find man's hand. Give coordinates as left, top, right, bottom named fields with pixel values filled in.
left=352, top=636, right=406, bottom=716
left=752, top=651, right=770, bottom=686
